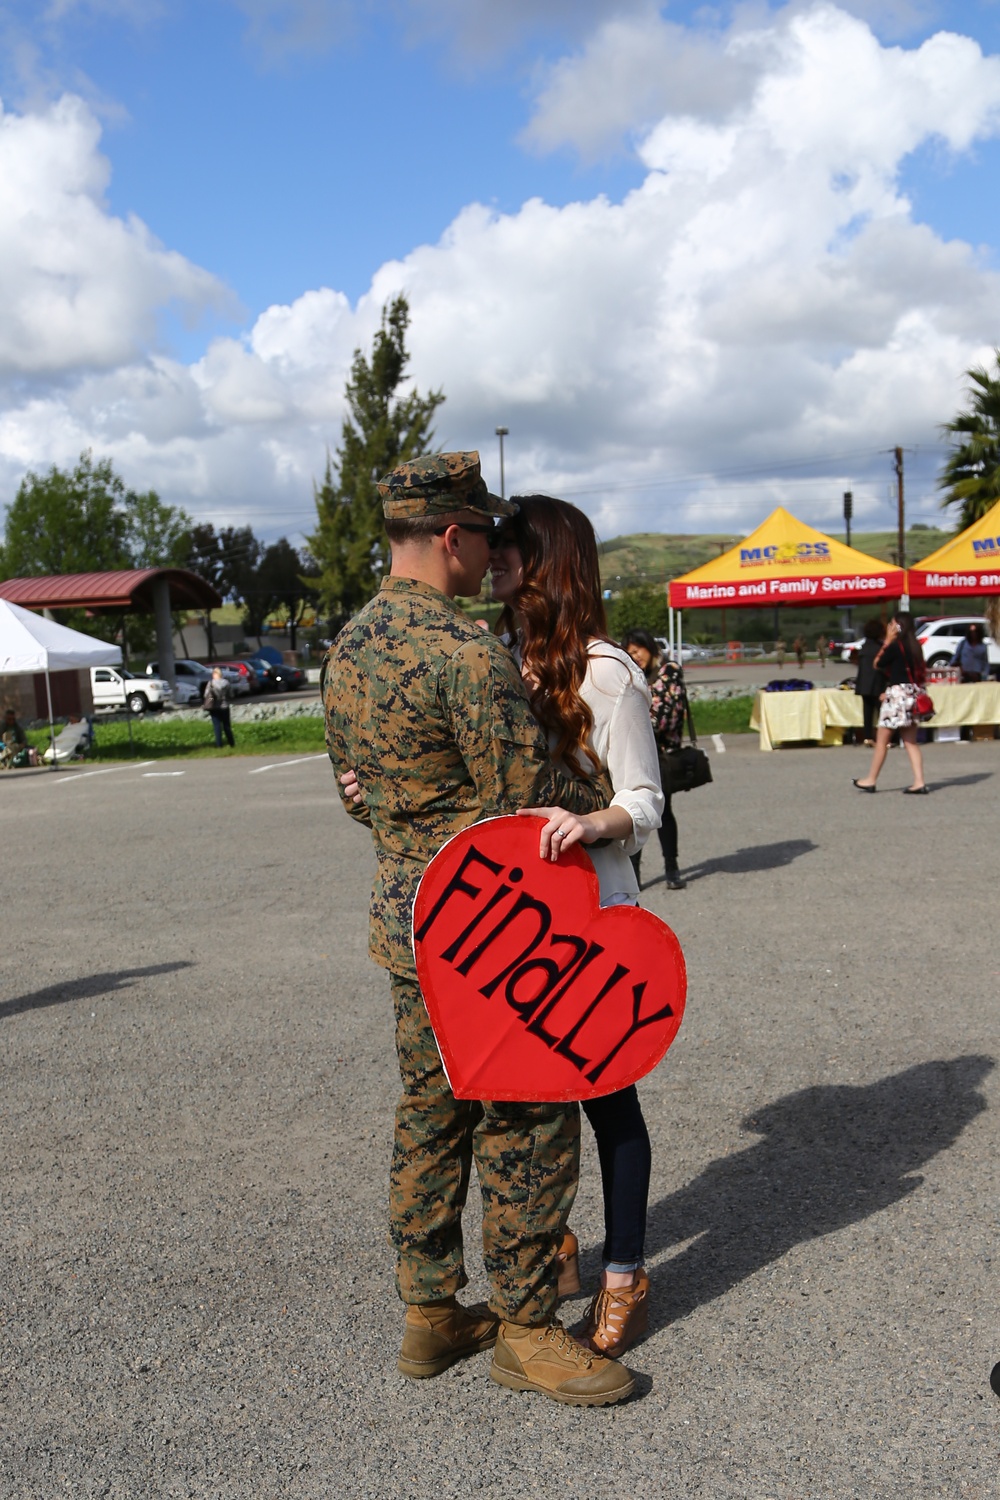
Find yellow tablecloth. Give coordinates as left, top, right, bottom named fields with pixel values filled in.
left=750, top=683, right=1000, bottom=751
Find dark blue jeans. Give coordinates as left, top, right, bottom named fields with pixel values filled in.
left=211, top=707, right=234, bottom=747
left=581, top=1085, right=651, bottom=1272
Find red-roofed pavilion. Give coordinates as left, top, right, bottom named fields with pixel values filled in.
left=0, top=568, right=221, bottom=688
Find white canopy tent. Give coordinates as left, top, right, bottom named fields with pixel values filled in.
left=0, top=598, right=121, bottom=766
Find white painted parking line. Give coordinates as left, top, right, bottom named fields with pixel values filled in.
left=57, top=761, right=156, bottom=783
left=248, top=754, right=328, bottom=775
left=143, top=771, right=185, bottom=777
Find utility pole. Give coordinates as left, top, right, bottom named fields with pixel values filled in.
left=495, top=427, right=509, bottom=501
left=894, top=447, right=909, bottom=607
left=843, top=491, right=854, bottom=631
left=894, top=447, right=905, bottom=572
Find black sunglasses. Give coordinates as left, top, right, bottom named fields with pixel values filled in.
left=433, top=520, right=503, bottom=546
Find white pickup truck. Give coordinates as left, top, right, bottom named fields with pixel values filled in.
left=90, top=666, right=173, bottom=715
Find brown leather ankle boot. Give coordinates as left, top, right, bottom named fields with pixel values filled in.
left=579, top=1268, right=650, bottom=1358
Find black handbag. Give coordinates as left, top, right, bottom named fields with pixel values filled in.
left=659, top=703, right=713, bottom=794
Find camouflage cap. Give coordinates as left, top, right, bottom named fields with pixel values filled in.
left=378, top=451, right=518, bottom=520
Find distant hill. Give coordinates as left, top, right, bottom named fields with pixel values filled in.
left=596, top=526, right=951, bottom=591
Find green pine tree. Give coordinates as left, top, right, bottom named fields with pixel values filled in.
left=939, top=351, right=1000, bottom=530
left=309, top=295, right=444, bottom=626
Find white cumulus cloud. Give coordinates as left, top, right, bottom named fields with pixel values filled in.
left=0, top=94, right=228, bottom=376
left=522, top=9, right=772, bottom=160
left=3, top=5, right=1000, bottom=546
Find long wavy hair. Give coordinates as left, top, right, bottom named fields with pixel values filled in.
left=495, top=495, right=611, bottom=773
left=893, top=611, right=926, bottom=682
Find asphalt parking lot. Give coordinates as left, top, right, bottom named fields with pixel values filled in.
left=2, top=737, right=998, bottom=1498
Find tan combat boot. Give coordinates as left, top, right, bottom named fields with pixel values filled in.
left=397, top=1298, right=500, bottom=1379
left=490, top=1320, right=635, bottom=1406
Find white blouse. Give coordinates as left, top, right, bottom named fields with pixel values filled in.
left=510, top=637, right=664, bottom=906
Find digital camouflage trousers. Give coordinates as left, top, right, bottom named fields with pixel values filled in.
left=389, top=973, right=580, bottom=1325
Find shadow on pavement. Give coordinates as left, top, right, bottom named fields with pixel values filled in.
left=924, top=772, right=995, bottom=791
left=679, top=839, right=818, bottom=883
left=642, top=1055, right=994, bottom=1329
left=1, top=961, right=194, bottom=1021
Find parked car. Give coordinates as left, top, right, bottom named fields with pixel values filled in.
left=147, top=658, right=209, bottom=687
left=169, top=675, right=205, bottom=706
left=829, top=635, right=861, bottom=663
left=653, top=640, right=710, bottom=663
left=915, top=616, right=1000, bottom=672
left=146, top=659, right=243, bottom=696
left=213, top=659, right=261, bottom=694
left=244, top=654, right=306, bottom=691
left=91, top=666, right=172, bottom=715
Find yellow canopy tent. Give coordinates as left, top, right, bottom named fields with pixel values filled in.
left=907, top=499, right=1000, bottom=599
left=668, top=506, right=905, bottom=609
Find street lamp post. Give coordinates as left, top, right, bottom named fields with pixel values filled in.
left=495, top=426, right=509, bottom=500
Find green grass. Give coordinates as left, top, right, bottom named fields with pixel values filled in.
left=26, top=696, right=755, bottom=765
left=690, top=696, right=755, bottom=736
left=28, top=717, right=328, bottom=761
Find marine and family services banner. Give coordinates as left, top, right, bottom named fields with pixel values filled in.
left=907, top=498, right=1000, bottom=598
left=668, top=506, right=905, bottom=609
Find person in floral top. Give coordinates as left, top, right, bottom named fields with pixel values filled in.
left=620, top=629, right=687, bottom=890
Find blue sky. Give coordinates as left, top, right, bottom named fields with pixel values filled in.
left=2, top=0, right=1000, bottom=547
left=12, top=1, right=650, bottom=319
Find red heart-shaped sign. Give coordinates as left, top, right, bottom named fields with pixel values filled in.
left=413, top=815, right=687, bottom=1102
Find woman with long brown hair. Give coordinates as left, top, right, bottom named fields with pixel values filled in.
left=490, top=495, right=665, bottom=1357
left=852, top=610, right=928, bottom=793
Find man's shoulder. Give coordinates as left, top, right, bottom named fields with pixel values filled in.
left=333, top=587, right=506, bottom=665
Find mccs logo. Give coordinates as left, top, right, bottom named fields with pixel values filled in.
left=740, top=542, right=831, bottom=567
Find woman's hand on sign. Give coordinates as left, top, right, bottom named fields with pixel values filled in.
left=518, top=808, right=589, bottom=861
left=518, top=804, right=635, bottom=861
left=340, top=768, right=363, bottom=804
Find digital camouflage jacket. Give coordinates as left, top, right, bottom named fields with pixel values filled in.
left=323, top=576, right=608, bottom=978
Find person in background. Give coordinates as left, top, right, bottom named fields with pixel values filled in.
left=793, top=635, right=806, bottom=669
left=817, top=634, right=828, bottom=670
left=854, top=618, right=887, bottom=747
left=204, top=667, right=235, bottom=748
left=1, top=707, right=28, bottom=769
left=775, top=637, right=786, bottom=670
left=950, top=623, right=990, bottom=683
left=852, top=612, right=928, bottom=794
left=620, top=629, right=687, bottom=892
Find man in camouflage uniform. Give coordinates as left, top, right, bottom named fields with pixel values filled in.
left=323, top=452, right=634, bottom=1407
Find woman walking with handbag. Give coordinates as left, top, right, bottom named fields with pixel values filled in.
left=489, top=497, right=665, bottom=1359
left=620, top=629, right=688, bottom=891
left=852, top=612, right=928, bottom=794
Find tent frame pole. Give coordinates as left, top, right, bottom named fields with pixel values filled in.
left=44, top=667, right=57, bottom=771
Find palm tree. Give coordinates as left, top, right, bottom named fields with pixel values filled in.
left=939, top=351, right=1000, bottom=530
